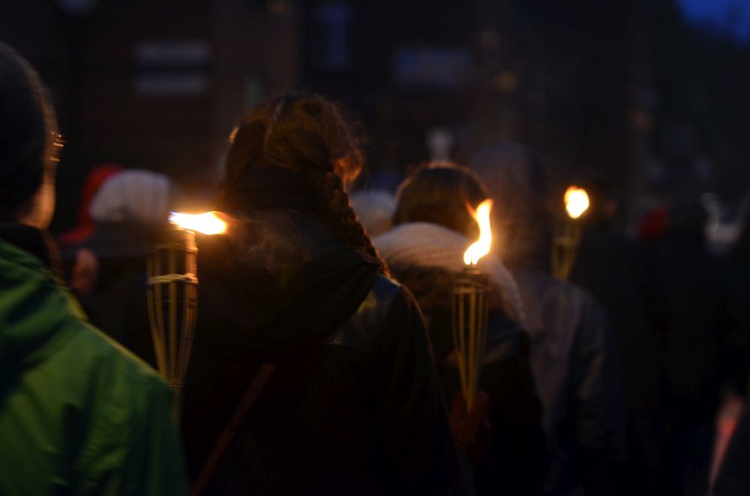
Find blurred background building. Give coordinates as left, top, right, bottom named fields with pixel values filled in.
left=2, top=0, right=749, bottom=234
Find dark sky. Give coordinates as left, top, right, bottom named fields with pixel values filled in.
left=678, top=0, right=750, bottom=40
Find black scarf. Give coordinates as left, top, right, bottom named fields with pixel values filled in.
left=217, top=166, right=329, bottom=217
left=198, top=166, right=382, bottom=361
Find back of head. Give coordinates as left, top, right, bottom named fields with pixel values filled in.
left=217, top=93, right=387, bottom=274
left=0, top=43, right=59, bottom=223
left=220, top=93, right=363, bottom=197
left=468, top=141, right=551, bottom=269
left=393, top=162, right=488, bottom=239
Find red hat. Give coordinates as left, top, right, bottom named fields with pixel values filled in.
left=57, top=164, right=124, bottom=248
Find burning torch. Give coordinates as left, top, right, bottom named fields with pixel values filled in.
left=147, top=211, right=228, bottom=420
left=551, top=186, right=589, bottom=280
left=452, top=199, right=493, bottom=410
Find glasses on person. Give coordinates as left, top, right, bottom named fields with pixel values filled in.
left=50, top=132, right=64, bottom=163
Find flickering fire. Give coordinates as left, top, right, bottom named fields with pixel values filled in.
left=169, top=211, right=228, bottom=235
left=463, top=199, right=494, bottom=265
left=564, top=186, right=590, bottom=219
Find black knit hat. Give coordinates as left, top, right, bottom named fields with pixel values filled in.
left=0, top=42, right=57, bottom=217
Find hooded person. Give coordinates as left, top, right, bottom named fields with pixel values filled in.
left=0, top=42, right=188, bottom=495
left=468, top=141, right=626, bottom=496
left=180, top=94, right=468, bottom=495
left=374, top=162, right=547, bottom=495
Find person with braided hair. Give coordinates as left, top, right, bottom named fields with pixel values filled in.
left=181, top=94, right=468, bottom=495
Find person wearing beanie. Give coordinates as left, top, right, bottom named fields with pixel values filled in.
left=57, top=164, right=123, bottom=297
left=468, top=141, right=626, bottom=496
left=57, top=163, right=124, bottom=249
left=0, top=42, right=188, bottom=495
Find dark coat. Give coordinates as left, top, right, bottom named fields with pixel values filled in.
left=181, top=211, right=467, bottom=495
left=569, top=226, right=661, bottom=494
left=389, top=263, right=547, bottom=496
left=513, top=268, right=626, bottom=496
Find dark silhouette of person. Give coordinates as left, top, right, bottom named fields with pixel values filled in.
left=181, top=94, right=469, bottom=495
left=469, top=141, right=627, bottom=496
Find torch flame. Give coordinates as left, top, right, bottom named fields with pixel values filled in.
left=564, top=186, right=590, bottom=219
left=463, top=199, right=493, bottom=265
left=169, top=211, right=228, bottom=235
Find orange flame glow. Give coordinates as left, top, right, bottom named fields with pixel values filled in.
left=169, top=211, right=228, bottom=235
left=463, top=199, right=494, bottom=265
left=564, top=186, right=590, bottom=219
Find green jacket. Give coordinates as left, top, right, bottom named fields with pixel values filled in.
left=0, top=232, right=189, bottom=495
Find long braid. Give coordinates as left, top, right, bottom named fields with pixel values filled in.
left=308, top=168, right=390, bottom=277
left=222, top=93, right=391, bottom=276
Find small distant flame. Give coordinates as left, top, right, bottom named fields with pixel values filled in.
left=169, top=211, right=228, bottom=235
left=463, top=199, right=494, bottom=265
left=564, top=186, right=590, bottom=219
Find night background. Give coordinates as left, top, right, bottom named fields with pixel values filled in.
left=2, top=0, right=750, bottom=237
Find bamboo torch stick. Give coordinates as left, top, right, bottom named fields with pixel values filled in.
left=147, top=211, right=228, bottom=421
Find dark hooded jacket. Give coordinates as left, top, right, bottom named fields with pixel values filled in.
left=469, top=143, right=626, bottom=496
left=180, top=168, right=466, bottom=495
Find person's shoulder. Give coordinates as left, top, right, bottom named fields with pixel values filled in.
left=372, top=273, right=404, bottom=302
left=517, top=269, right=606, bottom=328
left=516, top=268, right=597, bottom=305
left=324, top=274, right=416, bottom=352
left=346, top=273, right=405, bottom=316
left=523, top=269, right=598, bottom=306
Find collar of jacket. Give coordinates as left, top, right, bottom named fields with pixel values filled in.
left=0, top=222, right=62, bottom=277
left=374, top=222, right=527, bottom=327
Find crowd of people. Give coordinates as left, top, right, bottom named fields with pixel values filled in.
left=2, top=41, right=750, bottom=495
